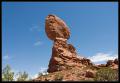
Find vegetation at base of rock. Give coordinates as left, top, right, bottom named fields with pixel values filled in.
left=94, top=67, right=118, bottom=81
left=38, top=70, right=48, bottom=78
left=54, top=73, right=63, bottom=81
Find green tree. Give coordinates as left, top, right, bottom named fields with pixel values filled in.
left=16, top=71, right=28, bottom=81
left=2, top=64, right=14, bottom=81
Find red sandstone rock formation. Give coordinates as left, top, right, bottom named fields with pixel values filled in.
left=45, top=14, right=70, bottom=40
left=85, top=70, right=95, bottom=78
left=95, top=58, right=118, bottom=70
left=45, top=14, right=93, bottom=73
left=106, top=59, right=118, bottom=70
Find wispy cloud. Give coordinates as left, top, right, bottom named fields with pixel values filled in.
left=33, top=41, right=43, bottom=46
left=88, top=52, right=118, bottom=63
left=3, top=54, right=10, bottom=60
left=30, top=24, right=41, bottom=32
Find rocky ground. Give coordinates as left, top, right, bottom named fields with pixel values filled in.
left=33, top=58, right=118, bottom=81
left=34, top=66, right=96, bottom=81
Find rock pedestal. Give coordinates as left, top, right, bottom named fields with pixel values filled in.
left=45, top=14, right=93, bottom=73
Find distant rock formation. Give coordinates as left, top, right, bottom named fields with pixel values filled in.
left=45, top=14, right=93, bottom=73
left=106, top=58, right=118, bottom=70
left=95, top=58, right=118, bottom=70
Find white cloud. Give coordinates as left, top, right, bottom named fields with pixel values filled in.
left=33, top=41, right=42, bottom=46
left=88, top=52, right=118, bottom=63
left=3, top=54, right=10, bottom=60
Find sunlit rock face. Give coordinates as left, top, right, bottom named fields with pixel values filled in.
left=45, top=14, right=70, bottom=41
left=45, top=14, right=93, bottom=73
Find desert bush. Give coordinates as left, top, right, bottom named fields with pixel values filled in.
left=94, top=67, right=118, bottom=81
left=54, top=73, right=63, bottom=81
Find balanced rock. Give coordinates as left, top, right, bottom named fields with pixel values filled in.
left=45, top=14, right=93, bottom=73
left=45, top=14, right=70, bottom=40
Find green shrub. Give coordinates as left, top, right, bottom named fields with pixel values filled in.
left=54, top=73, right=63, bottom=81
left=94, top=67, right=118, bottom=81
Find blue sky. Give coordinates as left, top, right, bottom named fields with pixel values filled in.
left=2, top=2, right=118, bottom=78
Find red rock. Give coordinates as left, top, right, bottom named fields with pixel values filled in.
left=85, top=70, right=95, bottom=78
left=114, top=58, right=118, bottom=65
left=106, top=60, right=114, bottom=66
left=45, top=14, right=70, bottom=41
left=45, top=14, right=93, bottom=73
left=98, top=64, right=106, bottom=67
left=105, top=59, right=118, bottom=70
